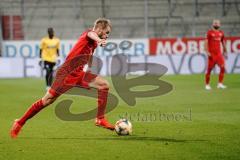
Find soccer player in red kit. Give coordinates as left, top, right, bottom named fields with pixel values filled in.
left=205, top=19, right=227, bottom=90
left=10, top=18, right=115, bottom=138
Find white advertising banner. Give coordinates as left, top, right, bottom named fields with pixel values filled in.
left=0, top=54, right=239, bottom=78
left=0, top=39, right=239, bottom=78
left=1, top=39, right=149, bottom=58
left=0, top=58, right=24, bottom=78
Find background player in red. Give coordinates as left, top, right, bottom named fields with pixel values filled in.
left=10, top=18, right=114, bottom=138
left=205, top=19, right=227, bottom=90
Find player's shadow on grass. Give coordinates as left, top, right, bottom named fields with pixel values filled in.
left=20, top=136, right=207, bottom=143
left=83, top=136, right=207, bottom=143
left=88, top=136, right=187, bottom=142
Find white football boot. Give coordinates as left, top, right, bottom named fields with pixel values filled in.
left=205, top=84, right=212, bottom=90
left=217, top=83, right=227, bottom=89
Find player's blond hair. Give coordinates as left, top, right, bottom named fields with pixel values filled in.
left=94, top=18, right=112, bottom=30
left=213, top=19, right=220, bottom=23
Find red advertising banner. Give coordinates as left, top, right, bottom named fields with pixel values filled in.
left=149, top=37, right=240, bottom=55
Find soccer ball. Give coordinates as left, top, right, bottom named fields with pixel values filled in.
left=115, top=119, right=132, bottom=135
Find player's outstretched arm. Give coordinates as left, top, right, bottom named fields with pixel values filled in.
left=87, top=31, right=106, bottom=47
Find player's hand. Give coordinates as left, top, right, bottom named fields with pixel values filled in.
left=56, top=57, right=61, bottom=65
left=206, top=51, right=211, bottom=57
left=38, top=58, right=44, bottom=67
left=83, top=64, right=97, bottom=74
left=98, top=39, right=107, bottom=47
left=83, top=64, right=88, bottom=72
left=224, top=54, right=228, bottom=60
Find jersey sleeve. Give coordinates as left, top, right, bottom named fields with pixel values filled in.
left=86, top=30, right=98, bottom=42
left=79, top=30, right=90, bottom=40
left=206, top=30, right=211, bottom=40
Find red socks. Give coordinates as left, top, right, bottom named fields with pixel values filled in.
left=18, top=99, right=44, bottom=125
left=205, top=67, right=212, bottom=84
left=17, top=88, right=109, bottom=125
left=97, top=88, right=109, bottom=119
left=205, top=66, right=225, bottom=84
left=219, top=66, right=225, bottom=83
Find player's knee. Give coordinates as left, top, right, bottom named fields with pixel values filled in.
left=98, top=81, right=109, bottom=90
left=45, top=99, right=54, bottom=106
left=219, top=64, right=225, bottom=69
left=42, top=97, right=56, bottom=106
left=42, top=99, right=48, bottom=106
left=103, top=81, right=110, bottom=90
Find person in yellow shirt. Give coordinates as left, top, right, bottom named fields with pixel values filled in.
left=39, top=28, right=60, bottom=89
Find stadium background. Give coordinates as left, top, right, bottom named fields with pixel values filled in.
left=0, top=1, right=240, bottom=160
left=0, top=0, right=240, bottom=78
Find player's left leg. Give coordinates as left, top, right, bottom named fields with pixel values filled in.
left=10, top=92, right=59, bottom=138
left=88, top=75, right=114, bottom=130
left=205, top=56, right=215, bottom=90
left=44, top=61, right=56, bottom=89
left=44, top=61, right=50, bottom=87
left=47, top=62, right=56, bottom=87
left=216, top=56, right=227, bottom=89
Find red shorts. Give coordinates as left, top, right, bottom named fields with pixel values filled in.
left=49, top=69, right=97, bottom=97
left=207, top=55, right=225, bottom=69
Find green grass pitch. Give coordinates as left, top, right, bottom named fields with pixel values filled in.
left=0, top=74, right=240, bottom=160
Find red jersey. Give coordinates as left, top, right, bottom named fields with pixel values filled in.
left=206, top=29, right=225, bottom=56
left=66, top=29, right=98, bottom=63
left=54, top=29, right=97, bottom=81
left=50, top=30, right=98, bottom=96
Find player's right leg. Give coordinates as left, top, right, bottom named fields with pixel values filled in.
left=10, top=92, right=58, bottom=138
left=205, top=56, right=215, bottom=90
left=216, top=56, right=227, bottom=89
left=47, top=62, right=56, bottom=87
left=44, top=61, right=50, bottom=88
left=88, top=76, right=115, bottom=130
left=44, top=61, right=55, bottom=90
